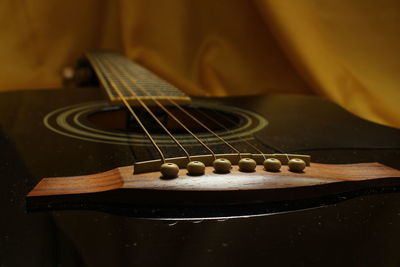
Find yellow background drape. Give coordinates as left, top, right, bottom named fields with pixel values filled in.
left=1, top=0, right=399, bottom=127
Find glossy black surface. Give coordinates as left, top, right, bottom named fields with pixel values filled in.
left=1, top=87, right=400, bottom=266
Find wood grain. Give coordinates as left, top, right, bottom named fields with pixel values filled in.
left=28, top=162, right=400, bottom=197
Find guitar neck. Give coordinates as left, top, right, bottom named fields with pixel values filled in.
left=86, top=51, right=191, bottom=106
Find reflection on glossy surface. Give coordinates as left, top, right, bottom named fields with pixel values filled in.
left=45, top=194, right=400, bottom=266
left=1, top=89, right=400, bottom=266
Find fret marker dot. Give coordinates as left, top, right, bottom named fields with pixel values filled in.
left=160, top=163, right=179, bottom=178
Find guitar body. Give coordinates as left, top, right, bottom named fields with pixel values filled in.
left=2, top=86, right=400, bottom=212
left=1, top=85, right=400, bottom=264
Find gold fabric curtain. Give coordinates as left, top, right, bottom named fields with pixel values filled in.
left=1, top=0, right=399, bottom=127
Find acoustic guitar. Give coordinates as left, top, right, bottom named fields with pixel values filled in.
left=2, top=51, right=400, bottom=219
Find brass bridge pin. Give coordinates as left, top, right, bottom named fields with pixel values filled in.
left=264, top=158, right=282, bottom=172
left=160, top=163, right=180, bottom=178
left=213, top=158, right=232, bottom=174
left=187, top=161, right=205, bottom=176
left=288, top=158, right=306, bottom=172
left=239, top=158, right=256, bottom=172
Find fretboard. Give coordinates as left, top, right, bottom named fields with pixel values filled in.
left=86, top=51, right=191, bottom=106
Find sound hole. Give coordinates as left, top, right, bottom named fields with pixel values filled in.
left=85, top=105, right=243, bottom=135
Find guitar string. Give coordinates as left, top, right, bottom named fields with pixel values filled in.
left=98, top=57, right=193, bottom=162
left=175, top=100, right=292, bottom=162
left=102, top=55, right=217, bottom=159
left=96, top=52, right=284, bottom=160
left=89, top=55, right=167, bottom=163
left=202, top=108, right=290, bottom=162
left=193, top=108, right=266, bottom=159
left=103, top=55, right=222, bottom=159
left=106, top=53, right=243, bottom=159
left=151, top=102, right=216, bottom=159
left=168, top=99, right=243, bottom=158
left=94, top=52, right=293, bottom=165
left=120, top=56, right=245, bottom=158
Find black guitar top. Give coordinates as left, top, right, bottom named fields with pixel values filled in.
left=1, top=57, right=400, bottom=266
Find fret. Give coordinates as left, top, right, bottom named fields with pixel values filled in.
left=86, top=51, right=191, bottom=106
